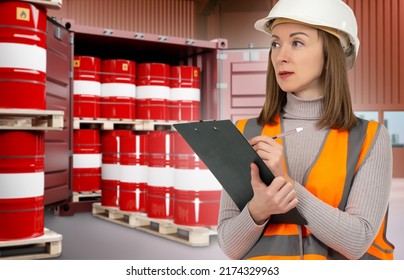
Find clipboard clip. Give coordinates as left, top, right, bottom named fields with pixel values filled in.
left=193, top=119, right=219, bottom=132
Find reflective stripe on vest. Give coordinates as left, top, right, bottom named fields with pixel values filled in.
left=236, top=117, right=394, bottom=260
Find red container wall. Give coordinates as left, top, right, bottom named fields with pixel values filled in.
left=44, top=18, right=71, bottom=206
left=49, top=0, right=195, bottom=38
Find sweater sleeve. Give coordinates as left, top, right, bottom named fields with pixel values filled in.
left=295, top=124, right=393, bottom=259
left=217, top=189, right=267, bottom=259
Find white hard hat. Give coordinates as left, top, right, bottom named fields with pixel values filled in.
left=255, top=0, right=360, bottom=68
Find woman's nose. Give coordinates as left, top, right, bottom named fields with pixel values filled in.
left=274, top=46, right=289, bottom=64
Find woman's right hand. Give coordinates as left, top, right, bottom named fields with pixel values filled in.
left=248, top=163, right=298, bottom=225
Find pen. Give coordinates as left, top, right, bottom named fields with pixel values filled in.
left=272, top=127, right=303, bottom=139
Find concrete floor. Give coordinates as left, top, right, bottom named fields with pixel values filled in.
left=44, top=209, right=227, bottom=260
left=44, top=179, right=404, bottom=260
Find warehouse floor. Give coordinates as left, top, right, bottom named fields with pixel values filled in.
left=44, top=208, right=227, bottom=260
left=44, top=179, right=404, bottom=260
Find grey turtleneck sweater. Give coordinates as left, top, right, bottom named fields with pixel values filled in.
left=217, top=93, right=393, bottom=260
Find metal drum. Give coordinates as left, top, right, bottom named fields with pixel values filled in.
left=146, top=130, right=175, bottom=219
left=119, top=132, right=148, bottom=212
left=169, top=66, right=201, bottom=121
left=172, top=132, right=222, bottom=226
left=73, top=56, right=101, bottom=118
left=136, top=63, right=170, bottom=120
left=0, top=1, right=47, bottom=109
left=72, top=129, right=102, bottom=192
left=101, top=59, right=136, bottom=119
left=101, top=130, right=132, bottom=207
left=0, top=131, right=44, bottom=240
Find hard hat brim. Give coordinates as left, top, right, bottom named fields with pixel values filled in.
left=254, top=17, right=272, bottom=34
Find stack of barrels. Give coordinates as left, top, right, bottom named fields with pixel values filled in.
left=73, top=58, right=201, bottom=122
left=0, top=2, right=47, bottom=241
left=96, top=129, right=222, bottom=227
left=72, top=57, right=222, bottom=227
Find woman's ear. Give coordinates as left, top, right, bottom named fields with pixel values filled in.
left=345, top=45, right=356, bottom=69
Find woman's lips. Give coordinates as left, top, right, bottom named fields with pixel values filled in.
left=278, top=71, right=293, bottom=79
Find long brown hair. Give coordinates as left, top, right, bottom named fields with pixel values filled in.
left=257, top=30, right=357, bottom=130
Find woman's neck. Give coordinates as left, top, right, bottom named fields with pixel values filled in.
left=282, top=92, right=323, bottom=120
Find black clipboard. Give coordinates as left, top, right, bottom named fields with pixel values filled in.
left=173, top=120, right=307, bottom=225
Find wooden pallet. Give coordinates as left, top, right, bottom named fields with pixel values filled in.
left=92, top=203, right=150, bottom=228
left=72, top=191, right=102, bottom=202
left=0, top=228, right=62, bottom=260
left=20, top=0, right=62, bottom=9
left=141, top=120, right=181, bottom=131
left=73, top=117, right=184, bottom=131
left=0, top=109, right=64, bottom=130
left=92, top=203, right=217, bottom=247
left=73, top=117, right=140, bottom=130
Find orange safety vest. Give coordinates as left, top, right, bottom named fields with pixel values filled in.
left=236, top=117, right=394, bottom=260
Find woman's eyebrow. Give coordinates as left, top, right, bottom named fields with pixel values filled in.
left=271, top=32, right=310, bottom=39
left=289, top=32, right=309, bottom=37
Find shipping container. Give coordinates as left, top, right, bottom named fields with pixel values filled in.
left=44, top=18, right=228, bottom=214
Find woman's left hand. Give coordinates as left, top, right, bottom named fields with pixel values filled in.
left=249, top=135, right=293, bottom=184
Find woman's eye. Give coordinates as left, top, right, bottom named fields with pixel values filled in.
left=271, top=41, right=280, bottom=48
left=292, top=40, right=304, bottom=47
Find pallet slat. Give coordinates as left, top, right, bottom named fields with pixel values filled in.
left=19, top=0, right=62, bottom=9
left=73, top=117, right=185, bottom=131
left=0, top=109, right=64, bottom=130
left=0, top=228, right=62, bottom=260
left=72, top=191, right=102, bottom=202
left=73, top=117, right=142, bottom=130
left=92, top=203, right=217, bottom=247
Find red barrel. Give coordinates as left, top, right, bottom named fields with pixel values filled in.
left=72, top=129, right=101, bottom=192
left=146, top=130, right=175, bottom=219
left=169, top=66, right=201, bottom=121
left=0, top=1, right=47, bottom=109
left=73, top=56, right=101, bottom=118
left=172, top=132, right=222, bottom=226
left=101, top=59, right=136, bottom=119
left=119, top=132, right=148, bottom=212
left=101, top=130, right=132, bottom=207
left=0, top=131, right=44, bottom=240
left=136, top=63, right=170, bottom=120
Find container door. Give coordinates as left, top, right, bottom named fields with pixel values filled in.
left=45, top=17, right=72, bottom=206
left=219, top=49, right=269, bottom=122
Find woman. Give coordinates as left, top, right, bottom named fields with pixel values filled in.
left=217, top=0, right=394, bottom=260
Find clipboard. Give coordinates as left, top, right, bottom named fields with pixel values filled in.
left=173, top=120, right=307, bottom=225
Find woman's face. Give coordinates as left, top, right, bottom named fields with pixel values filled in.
left=270, top=23, right=325, bottom=99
